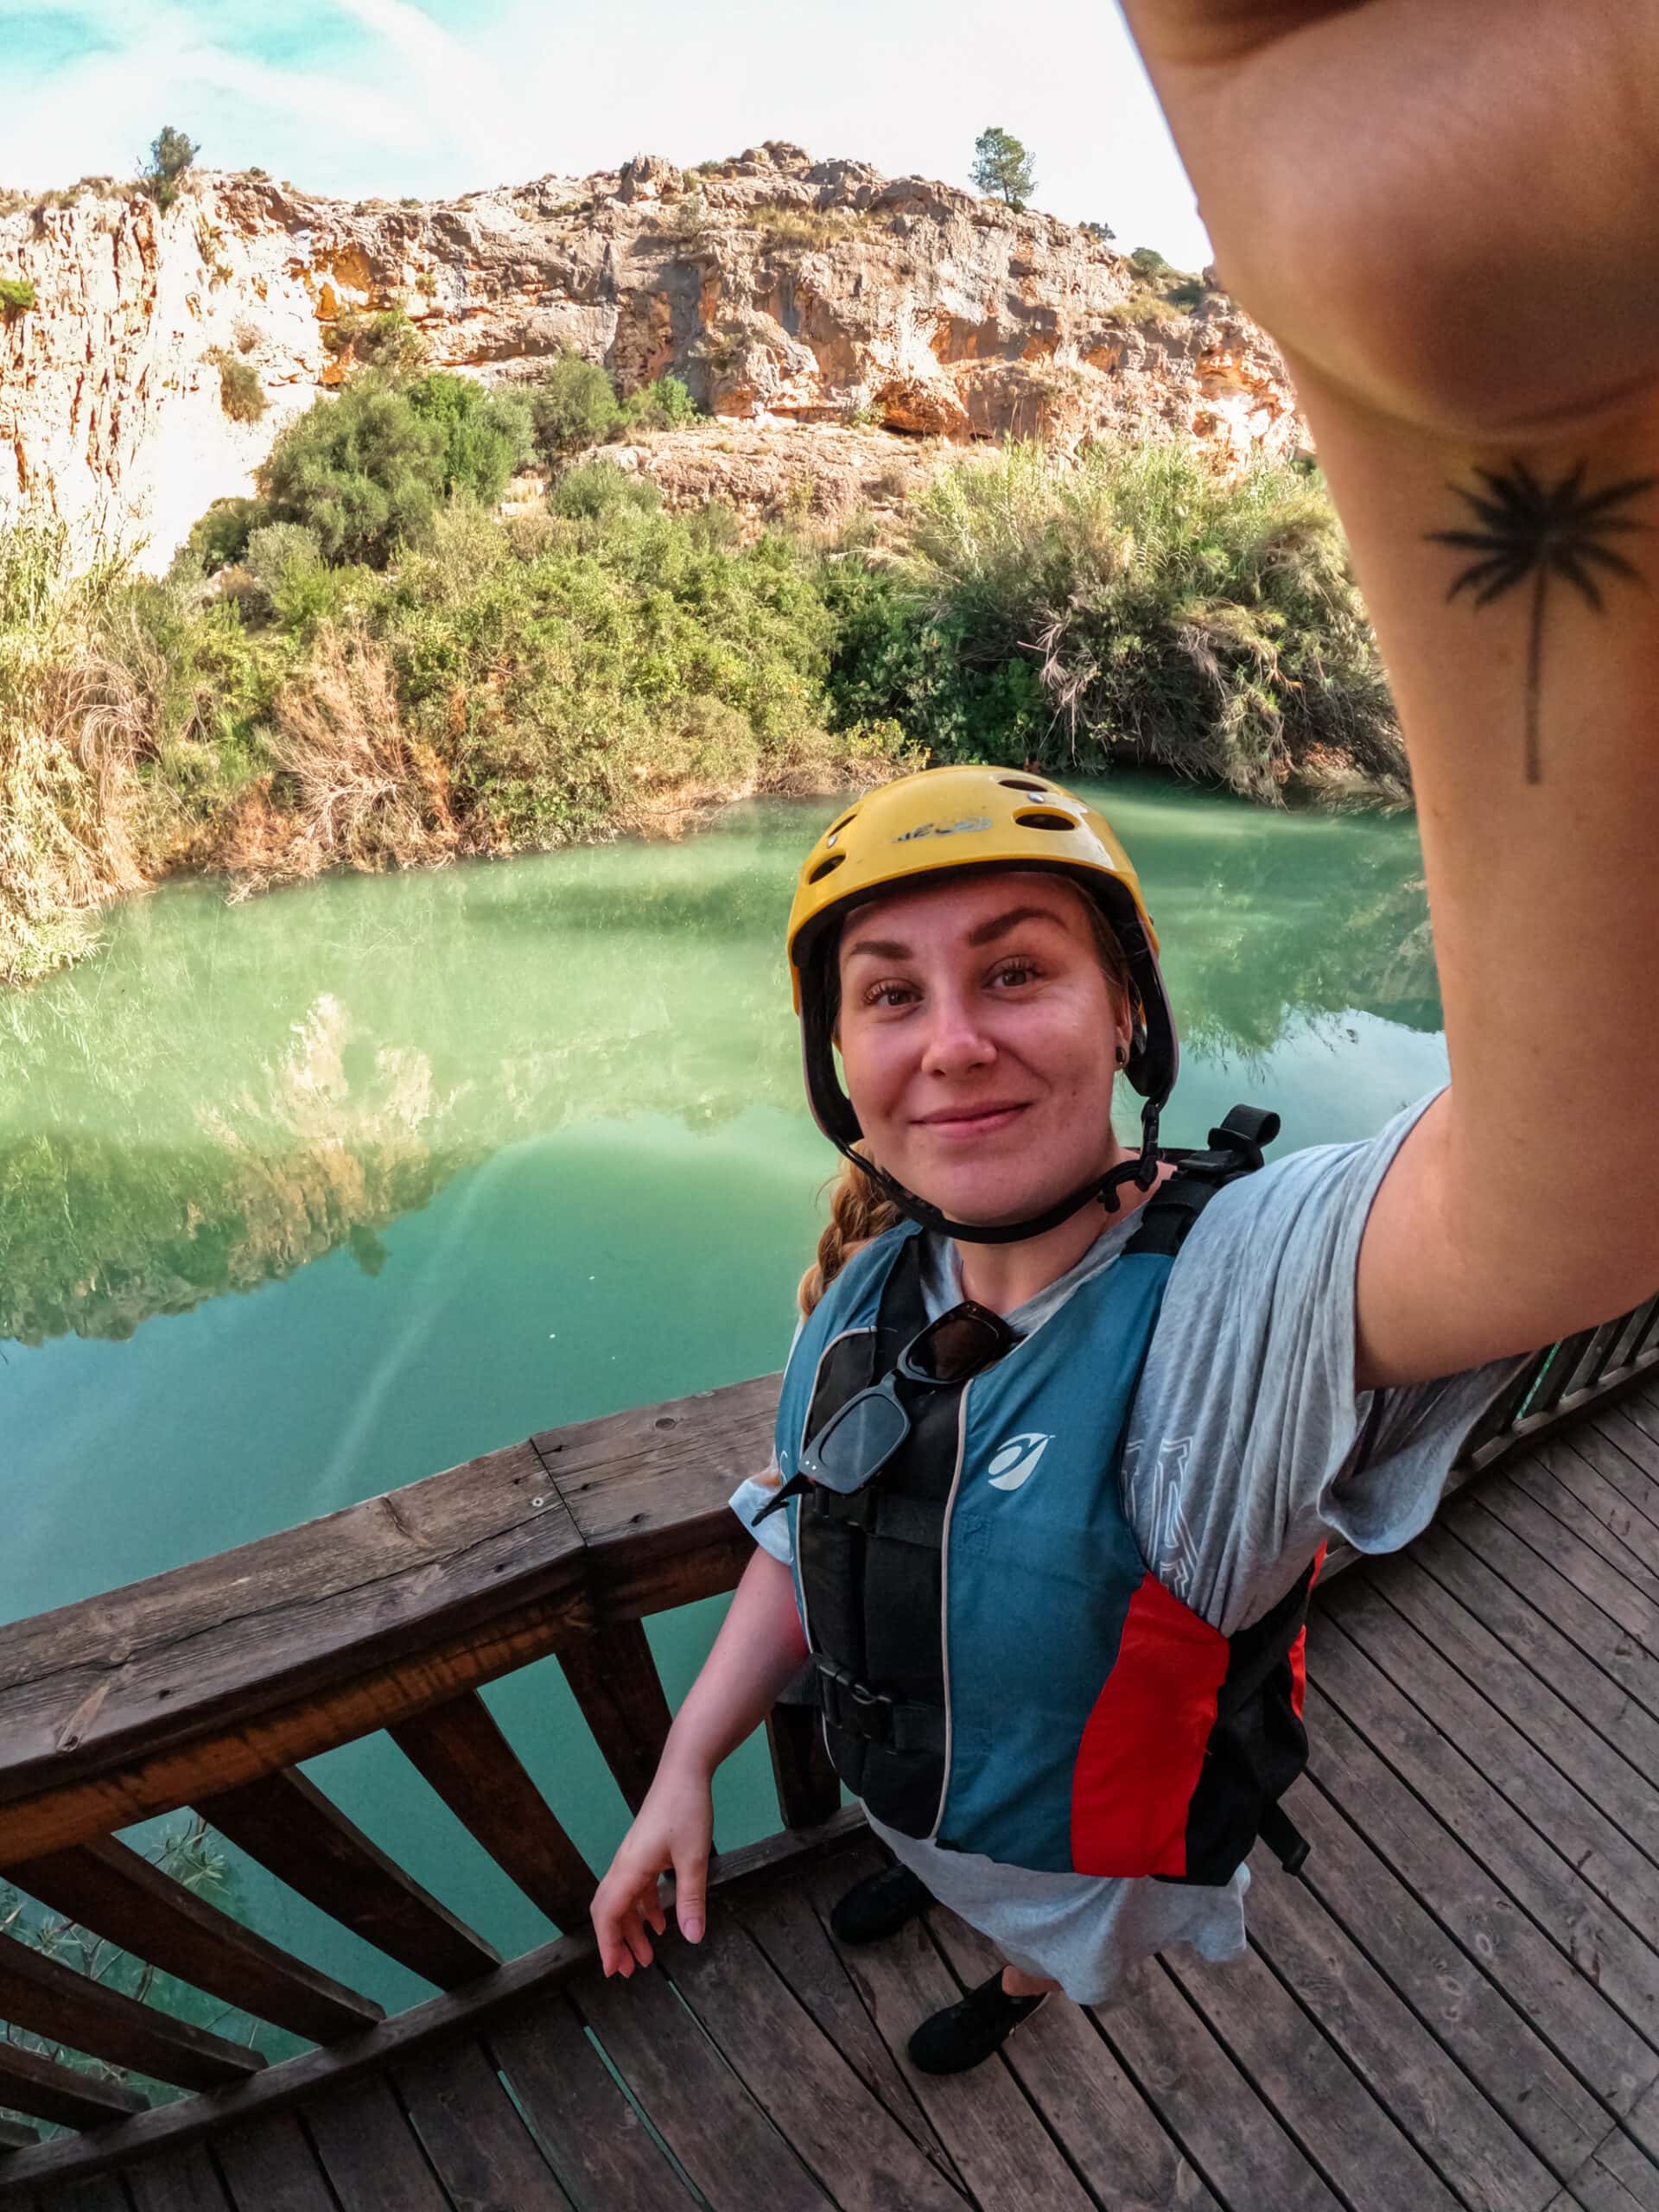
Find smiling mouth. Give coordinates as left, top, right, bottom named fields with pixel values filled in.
left=914, top=1102, right=1030, bottom=1137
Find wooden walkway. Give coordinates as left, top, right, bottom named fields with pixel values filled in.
left=22, top=1382, right=1659, bottom=2212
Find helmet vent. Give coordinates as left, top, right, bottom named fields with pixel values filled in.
left=999, top=777, right=1050, bottom=795
left=828, top=808, right=861, bottom=836
left=1013, top=809, right=1075, bottom=833
left=808, top=852, right=847, bottom=884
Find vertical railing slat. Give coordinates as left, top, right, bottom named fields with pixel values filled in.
left=556, top=1623, right=673, bottom=1817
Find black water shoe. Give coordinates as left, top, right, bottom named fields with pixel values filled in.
left=828, top=1861, right=931, bottom=1946
left=906, top=1970, right=1049, bottom=2075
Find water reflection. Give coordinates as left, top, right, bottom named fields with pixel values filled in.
left=0, top=779, right=1438, bottom=1348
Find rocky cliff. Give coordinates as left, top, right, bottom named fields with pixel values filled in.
left=0, top=140, right=1299, bottom=574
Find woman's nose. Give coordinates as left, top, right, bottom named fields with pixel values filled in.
left=918, top=988, right=996, bottom=1077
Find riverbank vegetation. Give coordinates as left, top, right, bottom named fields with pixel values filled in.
left=0, top=375, right=1406, bottom=987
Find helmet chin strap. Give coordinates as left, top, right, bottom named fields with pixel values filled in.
left=838, top=1099, right=1166, bottom=1247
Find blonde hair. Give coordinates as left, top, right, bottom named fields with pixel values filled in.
left=798, top=1145, right=903, bottom=1319
left=797, top=887, right=1136, bottom=1318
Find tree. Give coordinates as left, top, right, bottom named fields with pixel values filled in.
left=1081, top=220, right=1116, bottom=244
left=529, top=350, right=622, bottom=463
left=143, top=125, right=199, bottom=212
left=970, top=127, right=1036, bottom=211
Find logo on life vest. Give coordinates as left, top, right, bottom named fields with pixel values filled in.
left=986, top=1432, right=1052, bottom=1491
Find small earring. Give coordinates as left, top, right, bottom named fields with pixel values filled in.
left=1114, top=1042, right=1128, bottom=1068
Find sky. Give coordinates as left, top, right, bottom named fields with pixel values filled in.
left=0, top=0, right=1213, bottom=269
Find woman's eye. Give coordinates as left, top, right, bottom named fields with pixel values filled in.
left=863, top=981, right=917, bottom=1010
left=990, top=960, right=1040, bottom=988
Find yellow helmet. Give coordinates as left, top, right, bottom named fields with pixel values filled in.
left=788, top=764, right=1179, bottom=1234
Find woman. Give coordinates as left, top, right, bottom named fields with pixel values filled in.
left=592, top=0, right=1659, bottom=2075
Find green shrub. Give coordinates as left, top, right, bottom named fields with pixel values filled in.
left=181, top=497, right=263, bottom=575
left=244, top=523, right=322, bottom=593
left=213, top=354, right=267, bottom=423
left=405, top=372, right=534, bottom=501
left=618, top=374, right=698, bottom=434
left=324, top=306, right=427, bottom=377
left=548, top=462, right=662, bottom=519
left=529, top=351, right=621, bottom=461
left=0, top=276, right=36, bottom=316
left=256, top=381, right=445, bottom=567
left=143, top=124, right=197, bottom=212
left=824, top=437, right=1405, bottom=805
left=1128, top=246, right=1171, bottom=279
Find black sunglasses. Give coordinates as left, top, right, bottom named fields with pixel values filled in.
left=798, top=1300, right=1020, bottom=1497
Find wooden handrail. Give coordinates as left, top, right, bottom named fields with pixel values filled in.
left=2, top=1295, right=1657, bottom=2178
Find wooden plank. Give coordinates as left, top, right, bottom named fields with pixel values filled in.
left=7, top=1838, right=379, bottom=2045
left=766, top=1702, right=841, bottom=1832
left=663, top=1909, right=969, bottom=2212
left=928, top=1904, right=1217, bottom=2211
left=0, top=2117, right=35, bottom=2149
left=734, top=1866, right=957, bottom=2173
left=1443, top=1495, right=1659, bottom=1727
left=213, top=2113, right=334, bottom=2212
left=1241, top=1837, right=1556, bottom=2212
left=1286, top=1770, right=1611, bottom=2174
left=1166, top=1932, right=1462, bottom=2212
left=1354, top=1562, right=1659, bottom=1890
left=1533, top=1334, right=1603, bottom=1421
left=302, top=2075, right=450, bottom=2212
left=0, top=1815, right=871, bottom=2198
left=490, top=1995, right=700, bottom=2211
left=577, top=1961, right=837, bottom=2211
left=554, top=1624, right=671, bottom=1817
left=194, top=1769, right=498, bottom=1989
left=124, top=2147, right=229, bottom=2212
left=1481, top=1477, right=1659, bottom=1656
left=1577, top=1409, right=1659, bottom=1520
left=1091, top=1956, right=1341, bottom=2212
left=46, top=2182, right=130, bottom=2212
left=1518, top=1449, right=1659, bottom=1586
left=533, top=1372, right=777, bottom=1591
left=1605, top=1385, right=1659, bottom=1463
left=1301, top=1674, right=1658, bottom=2113
left=394, top=2038, right=571, bottom=2210
left=796, top=1855, right=1099, bottom=2212
left=1551, top=2120, right=1659, bottom=2212
left=389, top=1692, right=597, bottom=1931
left=0, top=1440, right=582, bottom=1813
left=1464, top=1353, right=1553, bottom=1465
left=0, top=2038, right=145, bottom=2132
left=1312, top=1613, right=1659, bottom=2063
left=1332, top=1574, right=1659, bottom=1952
left=0, top=1935, right=262, bottom=2094
left=1409, top=1522, right=1659, bottom=1783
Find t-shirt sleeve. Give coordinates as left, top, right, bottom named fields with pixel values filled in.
left=1122, top=1089, right=1531, bottom=1635
left=728, top=1314, right=805, bottom=1567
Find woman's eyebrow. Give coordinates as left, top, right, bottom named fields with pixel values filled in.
left=844, top=906, right=1071, bottom=963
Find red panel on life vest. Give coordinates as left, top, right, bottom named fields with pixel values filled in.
left=1288, top=1543, right=1327, bottom=1720
left=1071, top=1571, right=1230, bottom=1878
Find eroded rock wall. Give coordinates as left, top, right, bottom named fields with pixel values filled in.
left=0, top=141, right=1300, bottom=574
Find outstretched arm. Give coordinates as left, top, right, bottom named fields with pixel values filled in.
left=1122, top=0, right=1659, bottom=1387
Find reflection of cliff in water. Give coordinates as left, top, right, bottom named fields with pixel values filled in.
left=0, top=786, right=1439, bottom=1345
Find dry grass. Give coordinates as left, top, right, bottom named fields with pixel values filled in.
left=264, top=628, right=455, bottom=871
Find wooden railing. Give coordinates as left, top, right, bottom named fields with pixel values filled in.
left=3, top=1287, right=1659, bottom=2194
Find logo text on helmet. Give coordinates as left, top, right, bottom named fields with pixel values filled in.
left=986, top=1432, right=1052, bottom=1492
left=893, top=817, right=993, bottom=843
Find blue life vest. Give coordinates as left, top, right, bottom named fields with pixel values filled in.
left=774, top=1109, right=1316, bottom=1884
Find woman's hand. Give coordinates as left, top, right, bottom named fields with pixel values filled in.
left=590, top=1753, right=713, bottom=1977
left=1122, top=0, right=1659, bottom=440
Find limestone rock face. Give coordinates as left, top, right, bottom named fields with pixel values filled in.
left=0, top=141, right=1300, bottom=574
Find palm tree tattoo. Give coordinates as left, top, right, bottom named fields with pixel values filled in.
left=1427, top=461, right=1655, bottom=784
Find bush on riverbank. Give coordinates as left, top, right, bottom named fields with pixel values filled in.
left=0, top=430, right=1402, bottom=988
left=823, top=439, right=1408, bottom=806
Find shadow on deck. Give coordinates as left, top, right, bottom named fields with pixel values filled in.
left=4, top=1313, right=1659, bottom=2210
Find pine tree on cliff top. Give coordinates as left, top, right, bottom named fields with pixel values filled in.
left=971, top=127, right=1036, bottom=211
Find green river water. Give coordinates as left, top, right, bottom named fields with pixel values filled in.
left=0, top=774, right=1449, bottom=2060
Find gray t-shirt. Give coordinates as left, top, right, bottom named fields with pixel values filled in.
left=730, top=1091, right=1526, bottom=2004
